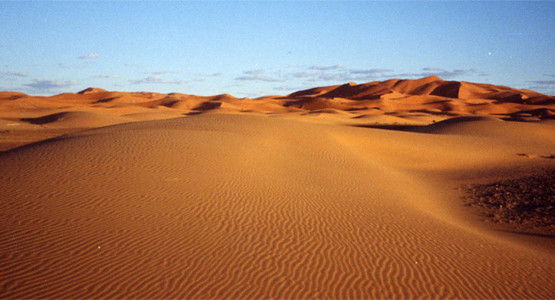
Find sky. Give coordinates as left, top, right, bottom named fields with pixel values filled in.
left=1, top=1, right=554, bottom=97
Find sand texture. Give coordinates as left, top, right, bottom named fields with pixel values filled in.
left=1, top=77, right=554, bottom=298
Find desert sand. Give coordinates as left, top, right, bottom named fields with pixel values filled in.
left=1, top=76, right=554, bottom=299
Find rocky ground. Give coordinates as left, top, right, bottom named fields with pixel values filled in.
left=464, top=169, right=555, bottom=235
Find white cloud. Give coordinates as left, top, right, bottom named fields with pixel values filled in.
left=234, top=66, right=488, bottom=94
left=393, top=68, right=481, bottom=79
left=290, top=66, right=391, bottom=83
left=422, top=67, right=444, bottom=71
left=0, top=72, right=28, bottom=78
left=195, top=72, right=224, bottom=78
left=292, top=72, right=315, bottom=78
left=235, top=75, right=284, bottom=82
left=273, top=85, right=307, bottom=92
left=78, top=53, right=100, bottom=59
left=23, top=79, right=78, bottom=93
left=316, top=73, right=355, bottom=82
left=244, top=69, right=265, bottom=75
left=94, top=74, right=119, bottom=79
left=528, top=80, right=555, bottom=95
left=291, top=71, right=358, bottom=82
left=235, top=69, right=284, bottom=82
left=349, top=69, right=393, bottom=75
left=145, top=70, right=182, bottom=75
left=0, top=85, right=23, bottom=92
left=130, top=75, right=186, bottom=85
left=124, top=63, right=143, bottom=68
left=308, top=65, right=344, bottom=71
left=529, top=80, right=555, bottom=85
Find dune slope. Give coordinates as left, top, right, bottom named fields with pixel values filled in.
left=1, top=113, right=554, bottom=299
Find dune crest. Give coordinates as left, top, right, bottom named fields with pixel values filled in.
left=77, top=87, right=109, bottom=94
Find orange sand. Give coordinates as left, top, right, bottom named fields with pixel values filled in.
left=0, top=77, right=554, bottom=298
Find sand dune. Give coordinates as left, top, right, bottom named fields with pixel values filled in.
left=1, top=78, right=554, bottom=298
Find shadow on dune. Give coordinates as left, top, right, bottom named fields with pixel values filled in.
left=351, top=116, right=496, bottom=133
left=21, top=112, right=67, bottom=125
left=352, top=123, right=426, bottom=131
left=192, top=101, right=222, bottom=111
left=499, top=230, right=555, bottom=240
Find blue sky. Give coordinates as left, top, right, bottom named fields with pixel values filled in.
left=1, top=1, right=554, bottom=97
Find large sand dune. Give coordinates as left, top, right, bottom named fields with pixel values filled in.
left=1, top=77, right=554, bottom=298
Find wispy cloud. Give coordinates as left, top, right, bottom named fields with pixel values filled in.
left=0, top=71, right=28, bottom=78
left=78, top=53, right=100, bottom=59
left=288, top=66, right=394, bottom=83
left=348, top=68, right=393, bottom=75
left=144, top=70, right=182, bottom=75
left=124, top=63, right=144, bottom=68
left=23, top=79, right=78, bottom=93
left=393, top=68, right=482, bottom=79
left=94, top=74, right=119, bottom=79
left=195, top=72, right=224, bottom=78
left=130, top=75, right=185, bottom=85
left=236, top=75, right=284, bottom=82
left=0, top=85, right=23, bottom=93
left=422, top=67, right=444, bottom=71
left=529, top=80, right=555, bottom=85
left=291, top=66, right=482, bottom=83
left=291, top=72, right=314, bottom=79
left=308, top=65, right=344, bottom=71
left=244, top=69, right=265, bottom=75
left=273, top=85, right=307, bottom=92
left=528, top=80, right=555, bottom=95
left=235, top=70, right=284, bottom=82
left=235, top=65, right=385, bottom=84
left=292, top=70, right=369, bottom=83
left=315, top=73, right=355, bottom=82
left=233, top=65, right=487, bottom=94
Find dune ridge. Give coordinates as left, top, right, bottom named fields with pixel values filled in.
left=1, top=78, right=554, bottom=298
left=1, top=76, right=553, bottom=152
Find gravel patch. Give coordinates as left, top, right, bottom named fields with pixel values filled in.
left=464, top=169, right=555, bottom=234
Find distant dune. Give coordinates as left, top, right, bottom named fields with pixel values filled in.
left=1, top=77, right=554, bottom=298
left=0, top=76, right=552, bottom=152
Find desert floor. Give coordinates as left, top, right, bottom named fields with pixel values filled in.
left=1, top=81, right=554, bottom=298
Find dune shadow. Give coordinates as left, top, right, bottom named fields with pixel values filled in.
left=352, top=115, right=503, bottom=133
left=93, top=97, right=118, bottom=104
left=192, top=101, right=222, bottom=111
left=498, top=229, right=555, bottom=239
left=352, top=124, right=426, bottom=132
left=184, top=111, right=203, bottom=116
left=21, top=112, right=67, bottom=125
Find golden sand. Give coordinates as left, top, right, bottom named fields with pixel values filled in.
left=1, top=77, right=554, bottom=298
